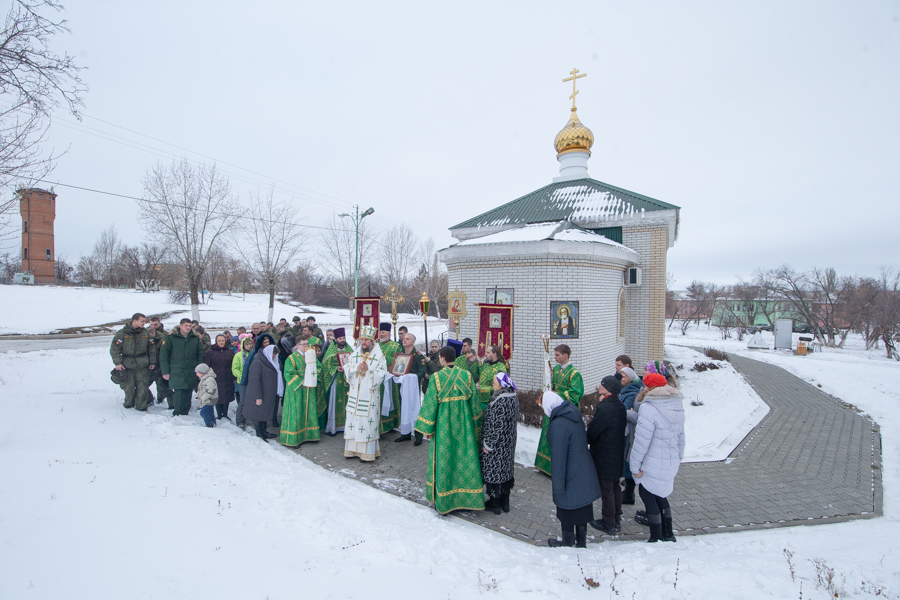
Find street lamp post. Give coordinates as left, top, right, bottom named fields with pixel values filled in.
left=338, top=205, right=375, bottom=299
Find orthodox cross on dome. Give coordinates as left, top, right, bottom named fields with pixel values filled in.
left=562, top=68, right=587, bottom=111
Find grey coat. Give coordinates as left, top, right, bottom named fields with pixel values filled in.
left=242, top=352, right=280, bottom=423
left=629, top=385, right=685, bottom=498
left=548, top=401, right=601, bottom=510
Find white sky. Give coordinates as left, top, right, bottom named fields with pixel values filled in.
left=21, top=0, right=900, bottom=285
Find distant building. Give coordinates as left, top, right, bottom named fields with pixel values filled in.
left=438, top=70, right=681, bottom=392
left=19, top=187, right=57, bottom=283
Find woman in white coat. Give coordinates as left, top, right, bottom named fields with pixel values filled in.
left=629, top=372, right=685, bottom=542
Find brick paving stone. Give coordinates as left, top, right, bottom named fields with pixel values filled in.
left=284, top=351, right=882, bottom=545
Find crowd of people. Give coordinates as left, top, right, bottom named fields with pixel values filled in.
left=109, top=312, right=685, bottom=547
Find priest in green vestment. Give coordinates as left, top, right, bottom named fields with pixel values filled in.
left=314, top=342, right=327, bottom=426
left=476, top=344, right=508, bottom=412
left=321, top=328, right=352, bottom=435
left=279, top=338, right=320, bottom=447
left=534, top=344, right=584, bottom=475
left=454, top=337, right=481, bottom=382
left=377, top=322, right=402, bottom=434
left=415, top=346, right=485, bottom=514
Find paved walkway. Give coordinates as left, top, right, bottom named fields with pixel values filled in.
left=289, top=352, right=883, bottom=545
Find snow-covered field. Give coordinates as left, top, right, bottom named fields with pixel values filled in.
left=1, top=316, right=899, bottom=598
left=0, top=285, right=447, bottom=338
left=2, top=346, right=898, bottom=599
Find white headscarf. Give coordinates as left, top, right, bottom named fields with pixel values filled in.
left=262, top=345, right=284, bottom=396
left=541, top=390, right=564, bottom=417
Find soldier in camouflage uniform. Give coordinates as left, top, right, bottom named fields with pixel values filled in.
left=148, top=317, right=174, bottom=408
left=110, top=313, right=157, bottom=411
left=306, top=316, right=324, bottom=340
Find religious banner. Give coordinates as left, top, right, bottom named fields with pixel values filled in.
left=353, top=297, right=380, bottom=339
left=476, top=303, right=514, bottom=361
left=447, top=288, right=468, bottom=340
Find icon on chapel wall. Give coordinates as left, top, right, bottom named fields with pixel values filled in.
left=550, top=301, right=579, bottom=339
left=485, top=288, right=514, bottom=305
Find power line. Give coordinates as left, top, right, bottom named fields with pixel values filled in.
left=35, top=179, right=401, bottom=254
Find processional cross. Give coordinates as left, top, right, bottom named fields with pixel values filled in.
left=382, top=285, right=405, bottom=341
left=562, top=68, right=587, bottom=110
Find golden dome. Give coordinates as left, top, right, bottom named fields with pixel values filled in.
left=554, top=108, right=594, bottom=157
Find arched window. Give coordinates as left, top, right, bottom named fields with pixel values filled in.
left=618, top=288, right=626, bottom=340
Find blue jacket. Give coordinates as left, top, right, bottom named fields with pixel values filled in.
left=620, top=380, right=643, bottom=410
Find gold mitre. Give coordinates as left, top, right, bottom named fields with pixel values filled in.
left=358, top=324, right=377, bottom=340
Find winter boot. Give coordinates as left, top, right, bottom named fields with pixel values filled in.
left=486, top=497, right=501, bottom=515
left=548, top=531, right=576, bottom=548
left=414, top=431, right=424, bottom=446
left=574, top=525, right=587, bottom=548
left=588, top=520, right=618, bottom=535
left=622, top=478, right=636, bottom=505
left=662, top=507, right=676, bottom=542
left=394, top=433, right=412, bottom=442
left=647, top=513, right=663, bottom=543
left=635, top=510, right=649, bottom=526
left=500, top=491, right=510, bottom=513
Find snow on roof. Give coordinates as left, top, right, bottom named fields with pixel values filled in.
left=453, top=221, right=633, bottom=250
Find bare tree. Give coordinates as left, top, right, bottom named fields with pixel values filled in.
left=237, top=188, right=303, bottom=322
left=285, top=260, right=324, bottom=306
left=378, top=224, right=417, bottom=290
left=200, top=247, right=229, bottom=302
left=74, top=254, right=98, bottom=285
left=92, top=224, right=120, bottom=288
left=54, top=252, right=71, bottom=281
left=416, top=236, right=448, bottom=318
left=221, top=254, right=245, bottom=295
left=0, top=249, right=20, bottom=278
left=119, top=242, right=167, bottom=292
left=139, top=158, right=240, bottom=320
left=317, top=211, right=376, bottom=307
left=0, top=0, right=86, bottom=242
left=867, top=269, right=900, bottom=359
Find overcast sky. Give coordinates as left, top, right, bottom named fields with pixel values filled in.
left=17, top=0, right=900, bottom=286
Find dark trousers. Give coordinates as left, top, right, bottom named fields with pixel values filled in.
left=215, top=403, right=229, bottom=418
left=254, top=421, right=269, bottom=439
left=599, top=479, right=622, bottom=527
left=638, top=484, right=670, bottom=526
left=172, top=389, right=192, bottom=415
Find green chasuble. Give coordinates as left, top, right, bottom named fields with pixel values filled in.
left=534, top=363, right=585, bottom=475
left=279, top=350, right=321, bottom=447
left=455, top=354, right=481, bottom=383
left=476, top=360, right=507, bottom=410
left=378, top=339, right=403, bottom=433
left=415, top=365, right=485, bottom=514
left=321, top=342, right=352, bottom=432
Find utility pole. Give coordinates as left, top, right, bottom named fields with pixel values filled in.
left=338, top=205, right=375, bottom=298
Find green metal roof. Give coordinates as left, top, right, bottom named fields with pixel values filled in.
left=450, top=178, right=680, bottom=231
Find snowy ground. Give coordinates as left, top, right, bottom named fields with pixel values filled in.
left=0, top=285, right=448, bottom=340
left=515, top=345, right=768, bottom=465
left=1, top=318, right=898, bottom=597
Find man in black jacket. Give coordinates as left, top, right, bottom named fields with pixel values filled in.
left=586, top=375, right=627, bottom=535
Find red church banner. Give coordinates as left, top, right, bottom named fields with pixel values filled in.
left=476, top=303, right=514, bottom=361
left=353, top=297, right=381, bottom=339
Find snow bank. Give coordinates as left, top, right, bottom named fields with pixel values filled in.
left=666, top=345, right=769, bottom=462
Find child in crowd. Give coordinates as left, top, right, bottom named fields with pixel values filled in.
left=195, top=363, right=218, bottom=428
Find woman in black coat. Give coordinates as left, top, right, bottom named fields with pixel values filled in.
left=242, top=344, right=282, bottom=440
left=204, top=334, right=237, bottom=421
left=541, top=391, right=601, bottom=548
left=586, top=375, right=627, bottom=535
left=481, top=372, right=519, bottom=515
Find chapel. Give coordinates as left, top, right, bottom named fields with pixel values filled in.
left=438, top=70, right=681, bottom=392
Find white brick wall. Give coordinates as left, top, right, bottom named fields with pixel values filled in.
left=445, top=256, right=627, bottom=392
